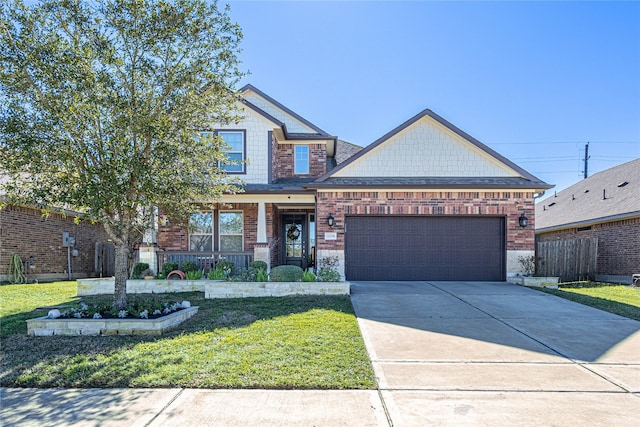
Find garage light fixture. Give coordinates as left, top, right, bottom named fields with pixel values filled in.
left=327, top=213, right=335, bottom=227
left=518, top=213, right=528, bottom=228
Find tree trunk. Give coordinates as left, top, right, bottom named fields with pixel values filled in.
left=114, top=244, right=130, bottom=310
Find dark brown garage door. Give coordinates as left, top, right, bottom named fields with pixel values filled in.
left=345, top=216, right=505, bottom=281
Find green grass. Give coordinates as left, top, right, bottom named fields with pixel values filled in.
left=536, top=282, right=640, bottom=321
left=0, top=282, right=376, bottom=389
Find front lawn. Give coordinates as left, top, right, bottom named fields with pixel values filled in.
left=536, top=282, right=640, bottom=321
left=0, top=282, right=376, bottom=389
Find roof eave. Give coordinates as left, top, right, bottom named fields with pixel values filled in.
left=536, top=211, right=640, bottom=234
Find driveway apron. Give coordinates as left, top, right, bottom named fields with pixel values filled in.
left=350, top=281, right=640, bottom=426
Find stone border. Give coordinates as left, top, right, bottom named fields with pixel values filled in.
left=27, top=306, right=199, bottom=336
left=513, top=276, right=560, bottom=289
left=77, top=278, right=207, bottom=295
left=205, top=281, right=350, bottom=298
left=78, top=278, right=350, bottom=298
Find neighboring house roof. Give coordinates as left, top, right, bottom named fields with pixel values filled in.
left=536, top=158, right=640, bottom=232
left=310, top=108, right=551, bottom=191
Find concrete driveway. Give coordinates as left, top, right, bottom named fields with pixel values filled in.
left=350, top=281, right=640, bottom=426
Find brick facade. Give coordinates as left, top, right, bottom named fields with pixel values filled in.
left=0, top=205, right=109, bottom=282
left=536, top=217, right=640, bottom=276
left=315, top=191, right=535, bottom=252
left=275, top=144, right=327, bottom=179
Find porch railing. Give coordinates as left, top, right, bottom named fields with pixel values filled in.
left=157, top=251, right=254, bottom=274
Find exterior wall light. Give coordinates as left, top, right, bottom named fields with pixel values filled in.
left=327, top=213, right=335, bottom=227
left=518, top=213, right=528, bottom=228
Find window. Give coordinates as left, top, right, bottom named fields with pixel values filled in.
left=189, top=212, right=213, bottom=251
left=294, top=145, right=309, bottom=174
left=218, top=131, right=245, bottom=173
left=219, top=212, right=243, bottom=251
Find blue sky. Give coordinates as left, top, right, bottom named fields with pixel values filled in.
left=227, top=0, right=640, bottom=195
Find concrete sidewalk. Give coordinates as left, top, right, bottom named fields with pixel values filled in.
left=2, top=281, right=639, bottom=426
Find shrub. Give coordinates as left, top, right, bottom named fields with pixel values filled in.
left=230, top=268, right=255, bottom=282
left=302, top=269, right=316, bottom=282
left=317, top=269, right=341, bottom=282
left=517, top=255, right=536, bottom=276
left=270, top=265, right=304, bottom=282
left=207, top=268, right=226, bottom=280
left=180, top=261, right=199, bottom=273
left=162, top=262, right=179, bottom=276
left=256, top=268, right=268, bottom=282
left=316, top=256, right=341, bottom=282
left=185, top=269, right=203, bottom=280
left=215, top=260, right=235, bottom=277
left=249, top=260, right=268, bottom=271
left=132, top=262, right=149, bottom=279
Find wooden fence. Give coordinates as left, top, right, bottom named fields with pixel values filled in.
left=536, top=238, right=598, bottom=282
left=95, top=242, right=115, bottom=277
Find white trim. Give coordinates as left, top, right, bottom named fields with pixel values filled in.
left=294, top=145, right=310, bottom=175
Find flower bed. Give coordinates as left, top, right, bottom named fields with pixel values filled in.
left=27, top=306, right=198, bottom=336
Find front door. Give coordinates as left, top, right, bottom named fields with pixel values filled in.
left=282, top=214, right=307, bottom=269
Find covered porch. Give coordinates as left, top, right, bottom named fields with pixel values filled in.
left=155, top=193, right=317, bottom=273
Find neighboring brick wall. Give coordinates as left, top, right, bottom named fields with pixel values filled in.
left=0, top=205, right=109, bottom=281
left=537, top=216, right=640, bottom=276
left=276, top=144, right=327, bottom=179
left=315, top=191, right=535, bottom=252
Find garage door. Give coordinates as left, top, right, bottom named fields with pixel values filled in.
left=345, top=216, right=505, bottom=281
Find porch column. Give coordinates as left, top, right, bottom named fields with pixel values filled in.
left=257, top=202, right=267, bottom=244
left=254, top=201, right=271, bottom=269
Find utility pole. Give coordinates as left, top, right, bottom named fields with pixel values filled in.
left=583, top=142, right=590, bottom=179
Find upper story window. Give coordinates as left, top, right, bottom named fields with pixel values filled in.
left=294, top=145, right=309, bottom=175
left=218, top=130, right=245, bottom=173
left=219, top=211, right=244, bottom=252
left=189, top=212, right=213, bottom=251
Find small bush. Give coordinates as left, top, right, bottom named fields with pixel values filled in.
left=231, top=268, right=255, bottom=282
left=302, top=269, right=316, bottom=282
left=216, top=261, right=235, bottom=277
left=270, top=265, right=304, bottom=282
left=256, top=268, right=268, bottom=282
left=185, top=269, right=203, bottom=280
left=517, top=255, right=536, bottom=276
left=180, top=261, right=199, bottom=273
left=207, top=268, right=226, bottom=280
left=317, top=269, right=341, bottom=282
left=316, top=256, right=341, bottom=282
left=249, top=260, right=268, bottom=271
left=132, top=262, right=149, bottom=279
left=162, top=262, right=179, bottom=276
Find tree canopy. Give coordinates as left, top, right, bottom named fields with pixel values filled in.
left=1, top=0, right=245, bottom=308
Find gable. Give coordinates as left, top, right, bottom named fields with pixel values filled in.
left=242, top=88, right=322, bottom=135
left=332, top=115, right=521, bottom=178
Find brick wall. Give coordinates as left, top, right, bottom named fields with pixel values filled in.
left=537, top=217, right=639, bottom=276
left=0, top=205, right=109, bottom=281
left=276, top=144, right=326, bottom=179
left=157, top=204, right=260, bottom=253
left=315, top=191, right=535, bottom=251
